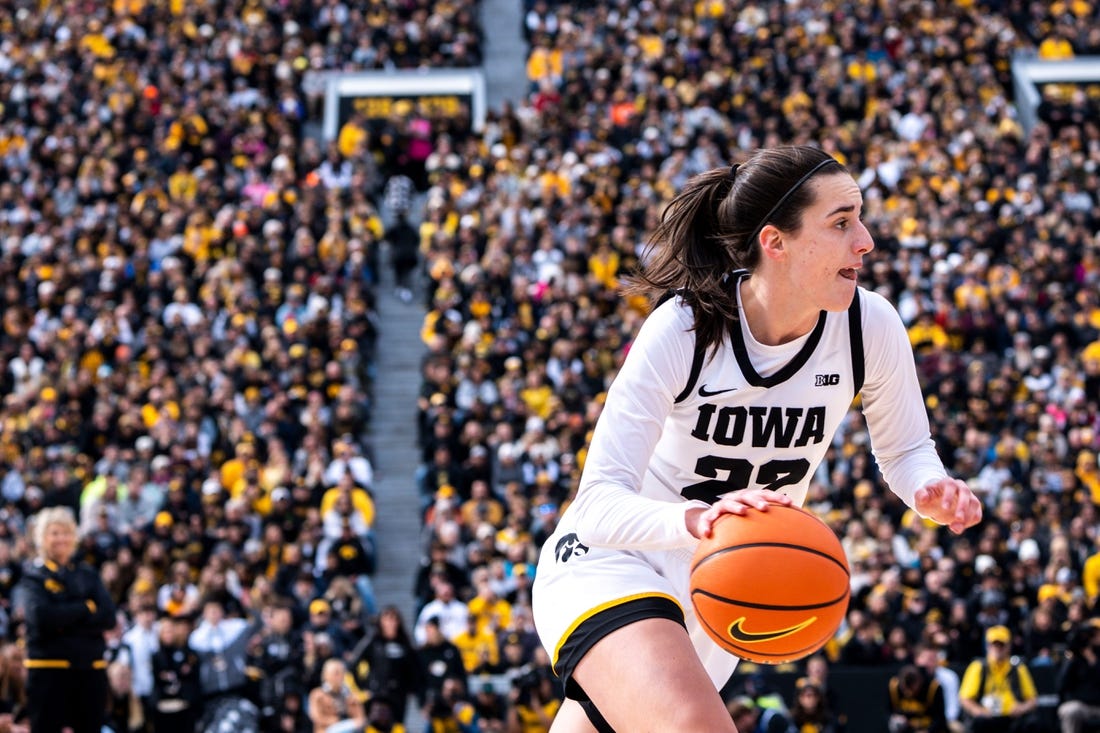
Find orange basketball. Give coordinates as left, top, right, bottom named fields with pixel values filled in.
left=689, top=504, right=850, bottom=665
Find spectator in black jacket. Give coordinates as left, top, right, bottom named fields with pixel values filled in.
left=303, top=598, right=356, bottom=658
left=150, top=614, right=203, bottom=733
left=1057, top=617, right=1100, bottom=733
left=416, top=616, right=465, bottom=711
left=887, top=664, right=947, bottom=733
left=15, top=506, right=117, bottom=733
left=413, top=541, right=470, bottom=616
left=247, top=601, right=305, bottom=729
left=350, top=605, right=422, bottom=723
left=389, top=212, right=421, bottom=304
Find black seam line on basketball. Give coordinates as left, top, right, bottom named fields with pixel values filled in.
left=691, top=542, right=850, bottom=575
left=691, top=588, right=849, bottom=611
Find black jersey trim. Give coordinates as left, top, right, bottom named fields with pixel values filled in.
left=674, top=339, right=708, bottom=404
left=848, top=289, right=864, bottom=398
left=654, top=289, right=680, bottom=309
left=729, top=273, right=828, bottom=388
left=659, top=287, right=709, bottom=405
left=658, top=289, right=708, bottom=404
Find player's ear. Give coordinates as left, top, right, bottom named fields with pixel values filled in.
left=757, top=223, right=786, bottom=261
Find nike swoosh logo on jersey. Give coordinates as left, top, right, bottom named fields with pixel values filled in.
left=698, top=384, right=738, bottom=397
left=727, top=616, right=817, bottom=643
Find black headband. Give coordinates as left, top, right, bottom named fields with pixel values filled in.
left=745, top=157, right=838, bottom=247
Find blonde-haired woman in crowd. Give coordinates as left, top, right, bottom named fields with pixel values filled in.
left=308, top=658, right=366, bottom=733
left=16, top=506, right=117, bottom=733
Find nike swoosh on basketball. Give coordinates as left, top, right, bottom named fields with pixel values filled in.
left=727, top=616, right=817, bottom=643
left=698, top=384, right=738, bottom=397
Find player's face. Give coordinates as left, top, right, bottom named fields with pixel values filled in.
left=785, top=173, right=874, bottom=312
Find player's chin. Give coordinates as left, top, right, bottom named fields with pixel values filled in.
left=822, top=276, right=857, bottom=310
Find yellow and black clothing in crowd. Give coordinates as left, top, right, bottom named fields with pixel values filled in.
left=150, top=615, right=204, bottom=733
left=887, top=664, right=947, bottom=733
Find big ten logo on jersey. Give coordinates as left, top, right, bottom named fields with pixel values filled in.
left=815, top=373, right=841, bottom=386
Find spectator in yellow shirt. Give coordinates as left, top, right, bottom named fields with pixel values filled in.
left=466, top=573, right=512, bottom=637
left=907, top=311, right=951, bottom=355
left=452, top=613, right=499, bottom=674
left=958, top=625, right=1040, bottom=732
left=320, top=470, right=376, bottom=530
left=1076, top=450, right=1100, bottom=505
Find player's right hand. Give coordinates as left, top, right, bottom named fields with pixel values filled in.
left=686, top=489, right=793, bottom=540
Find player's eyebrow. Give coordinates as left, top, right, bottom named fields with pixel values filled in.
left=825, top=203, right=857, bottom=218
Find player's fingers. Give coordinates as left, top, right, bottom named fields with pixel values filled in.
left=736, top=489, right=791, bottom=511
left=702, top=491, right=794, bottom=535
left=697, top=504, right=744, bottom=537
left=938, top=480, right=959, bottom=512
left=762, top=490, right=793, bottom=506
left=716, top=499, right=752, bottom=516
left=913, top=483, right=936, bottom=509
left=949, top=494, right=983, bottom=534
left=962, top=493, right=983, bottom=526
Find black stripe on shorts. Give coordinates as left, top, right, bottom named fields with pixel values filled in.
left=555, top=595, right=685, bottom=700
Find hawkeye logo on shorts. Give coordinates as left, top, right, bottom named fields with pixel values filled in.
left=554, top=533, right=589, bottom=563
left=727, top=616, right=817, bottom=643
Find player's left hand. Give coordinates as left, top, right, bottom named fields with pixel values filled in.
left=913, top=477, right=982, bottom=534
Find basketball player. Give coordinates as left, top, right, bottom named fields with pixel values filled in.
left=532, top=146, right=983, bottom=733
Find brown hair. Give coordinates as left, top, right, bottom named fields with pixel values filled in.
left=623, top=146, right=845, bottom=355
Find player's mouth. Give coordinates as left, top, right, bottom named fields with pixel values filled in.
left=839, top=267, right=859, bottom=280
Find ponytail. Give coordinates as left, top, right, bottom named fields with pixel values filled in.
left=624, top=146, right=844, bottom=356
left=621, top=167, right=741, bottom=353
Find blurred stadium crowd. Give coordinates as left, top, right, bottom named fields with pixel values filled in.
left=0, top=0, right=1099, bottom=731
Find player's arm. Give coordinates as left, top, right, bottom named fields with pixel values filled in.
left=568, top=299, right=713, bottom=550
left=858, top=291, right=981, bottom=533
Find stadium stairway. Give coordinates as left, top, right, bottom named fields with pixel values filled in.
left=367, top=239, right=426, bottom=624
left=367, top=4, right=526, bottom=726
left=479, top=0, right=529, bottom=111
left=365, top=240, right=429, bottom=726
left=367, top=0, right=526, bottom=634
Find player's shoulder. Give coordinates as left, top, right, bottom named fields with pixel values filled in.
left=853, top=287, right=906, bottom=337
left=855, top=286, right=902, bottom=318
left=633, top=293, right=696, bottom=349
left=647, top=292, right=695, bottom=328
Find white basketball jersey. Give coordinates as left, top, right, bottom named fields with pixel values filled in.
left=558, top=279, right=945, bottom=551
left=645, top=291, right=861, bottom=508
